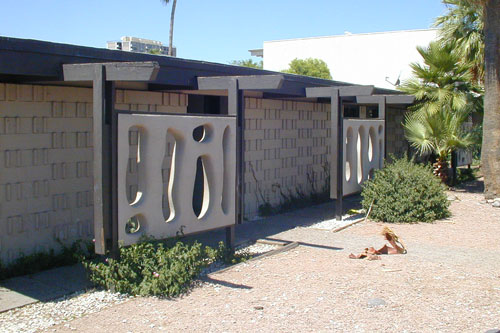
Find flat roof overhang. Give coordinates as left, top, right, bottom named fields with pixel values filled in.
left=0, top=36, right=409, bottom=100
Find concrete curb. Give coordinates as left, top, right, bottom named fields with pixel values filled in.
left=209, top=241, right=299, bottom=275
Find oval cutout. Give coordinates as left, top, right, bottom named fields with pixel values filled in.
left=192, top=125, right=205, bottom=142
left=192, top=124, right=213, bottom=143
left=125, top=214, right=142, bottom=234
left=126, top=126, right=145, bottom=206
left=345, top=127, right=354, bottom=182
left=357, top=126, right=366, bottom=184
left=192, top=156, right=211, bottom=219
left=162, top=130, right=176, bottom=221
left=379, top=139, right=384, bottom=168
left=368, top=127, right=376, bottom=162
left=221, top=126, right=231, bottom=214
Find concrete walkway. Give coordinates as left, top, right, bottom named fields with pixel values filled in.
left=0, top=264, right=91, bottom=313
left=0, top=197, right=361, bottom=313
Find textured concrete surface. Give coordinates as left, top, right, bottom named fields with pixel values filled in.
left=0, top=264, right=91, bottom=313
left=0, top=83, right=189, bottom=264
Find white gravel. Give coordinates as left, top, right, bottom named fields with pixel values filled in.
left=0, top=242, right=280, bottom=332
left=305, top=213, right=364, bottom=230
left=0, top=290, right=130, bottom=333
left=236, top=242, right=279, bottom=256
left=201, top=242, right=280, bottom=275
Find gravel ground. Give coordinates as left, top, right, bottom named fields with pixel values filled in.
left=0, top=291, right=130, bottom=333
left=305, top=214, right=364, bottom=230
left=0, top=243, right=278, bottom=333
left=4, top=181, right=500, bottom=332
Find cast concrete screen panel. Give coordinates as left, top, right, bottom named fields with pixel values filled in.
left=117, top=113, right=236, bottom=246
left=341, top=119, right=385, bottom=196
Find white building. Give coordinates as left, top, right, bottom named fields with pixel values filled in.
left=250, top=29, right=437, bottom=89
left=107, top=36, right=176, bottom=56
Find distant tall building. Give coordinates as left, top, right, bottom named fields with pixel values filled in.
left=106, top=36, right=176, bottom=56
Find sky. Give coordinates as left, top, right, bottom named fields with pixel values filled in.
left=1, top=1, right=448, bottom=65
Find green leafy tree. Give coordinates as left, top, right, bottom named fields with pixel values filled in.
left=148, top=49, right=162, bottom=55
left=282, top=58, right=332, bottom=80
left=161, top=0, right=177, bottom=56
left=229, top=59, right=263, bottom=69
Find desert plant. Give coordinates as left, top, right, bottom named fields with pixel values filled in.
left=456, top=167, right=479, bottom=184
left=404, top=108, right=476, bottom=182
left=361, top=156, right=451, bottom=223
left=434, top=0, right=484, bottom=83
left=83, top=239, right=246, bottom=297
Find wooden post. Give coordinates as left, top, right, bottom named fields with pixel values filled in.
left=92, top=66, right=111, bottom=255
left=108, top=80, right=118, bottom=258
left=332, top=90, right=343, bottom=221
left=226, top=78, right=242, bottom=250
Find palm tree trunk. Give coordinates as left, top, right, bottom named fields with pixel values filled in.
left=168, top=0, right=177, bottom=56
left=481, top=0, right=500, bottom=198
left=433, top=158, right=449, bottom=184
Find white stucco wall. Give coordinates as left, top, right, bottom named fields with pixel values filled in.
left=262, top=29, right=437, bottom=89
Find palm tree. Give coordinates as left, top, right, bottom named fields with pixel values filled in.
left=434, top=0, right=499, bottom=198
left=161, top=0, right=177, bottom=56
left=479, top=0, right=500, bottom=198
left=434, top=0, right=484, bottom=82
left=400, top=41, right=480, bottom=182
left=404, top=109, right=476, bottom=183
left=399, top=41, right=482, bottom=117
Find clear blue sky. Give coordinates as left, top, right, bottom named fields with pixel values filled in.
left=1, top=1, right=447, bottom=64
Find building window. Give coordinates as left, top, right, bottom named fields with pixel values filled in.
left=343, top=104, right=360, bottom=118
left=367, top=105, right=379, bottom=118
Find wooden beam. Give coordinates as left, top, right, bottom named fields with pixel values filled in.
left=356, top=95, right=414, bottom=104
left=385, top=95, right=415, bottom=104
left=355, top=95, right=384, bottom=104
left=197, top=75, right=285, bottom=91
left=63, top=62, right=160, bottom=82
left=306, top=85, right=374, bottom=98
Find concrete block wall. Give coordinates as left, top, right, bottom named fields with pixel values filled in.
left=243, top=98, right=330, bottom=218
left=0, top=83, right=187, bottom=263
left=2, top=83, right=399, bottom=258
left=386, top=107, right=409, bottom=158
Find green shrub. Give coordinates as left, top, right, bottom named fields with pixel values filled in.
left=361, top=156, right=450, bottom=223
left=83, top=239, right=246, bottom=297
left=455, top=167, right=478, bottom=185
